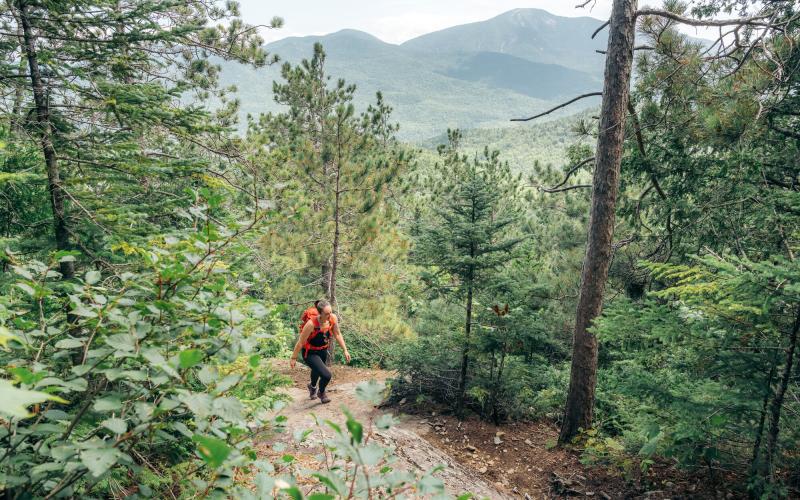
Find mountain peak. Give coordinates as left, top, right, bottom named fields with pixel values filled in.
left=401, top=8, right=607, bottom=74
left=327, top=29, right=383, bottom=42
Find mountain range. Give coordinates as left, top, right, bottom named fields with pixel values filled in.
left=219, top=8, right=608, bottom=140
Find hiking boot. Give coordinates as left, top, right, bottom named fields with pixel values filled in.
left=318, top=391, right=331, bottom=404
left=307, top=383, right=317, bottom=400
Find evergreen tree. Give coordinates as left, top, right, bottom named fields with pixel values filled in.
left=0, top=0, right=280, bottom=272
left=413, top=130, right=524, bottom=417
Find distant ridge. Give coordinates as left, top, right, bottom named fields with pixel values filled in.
left=219, top=8, right=607, bottom=140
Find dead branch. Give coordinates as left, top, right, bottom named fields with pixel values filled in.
left=511, top=92, right=602, bottom=122
left=592, top=20, right=610, bottom=39
left=596, top=45, right=653, bottom=54
left=636, top=9, right=776, bottom=28
left=542, top=157, right=595, bottom=192
left=542, top=184, right=592, bottom=194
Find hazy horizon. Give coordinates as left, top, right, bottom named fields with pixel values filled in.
left=239, top=0, right=613, bottom=45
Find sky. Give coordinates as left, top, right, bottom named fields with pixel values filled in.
left=239, top=0, right=617, bottom=44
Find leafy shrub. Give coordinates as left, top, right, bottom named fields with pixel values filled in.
left=0, top=209, right=287, bottom=497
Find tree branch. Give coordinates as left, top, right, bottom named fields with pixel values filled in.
left=636, top=9, right=776, bottom=28
left=543, top=157, right=595, bottom=192
left=511, top=92, right=602, bottom=122
left=592, top=20, right=610, bottom=39
left=542, top=184, right=592, bottom=194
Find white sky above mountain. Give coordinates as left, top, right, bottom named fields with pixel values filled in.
left=242, top=0, right=615, bottom=44
left=239, top=0, right=716, bottom=45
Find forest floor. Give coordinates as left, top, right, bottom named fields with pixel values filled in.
left=255, top=361, right=741, bottom=499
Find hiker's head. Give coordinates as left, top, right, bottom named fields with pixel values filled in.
left=316, top=300, right=332, bottom=317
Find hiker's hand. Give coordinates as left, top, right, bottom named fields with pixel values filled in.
left=344, top=351, right=351, bottom=364
left=290, top=357, right=296, bottom=369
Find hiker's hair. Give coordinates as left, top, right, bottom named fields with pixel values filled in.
left=315, top=300, right=331, bottom=313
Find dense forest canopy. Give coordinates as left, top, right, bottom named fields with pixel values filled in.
left=0, top=0, right=798, bottom=498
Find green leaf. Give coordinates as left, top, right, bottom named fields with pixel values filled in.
left=193, top=435, right=231, bottom=468
left=0, top=326, right=20, bottom=349
left=85, top=270, right=102, bottom=285
left=55, top=338, right=84, bottom=349
left=345, top=412, right=363, bottom=444
left=8, top=367, right=41, bottom=385
left=354, top=379, right=386, bottom=405
left=0, top=379, right=68, bottom=419
left=93, top=396, right=123, bottom=412
left=311, top=472, right=345, bottom=495
left=358, top=443, right=384, bottom=466
left=308, top=494, right=334, bottom=500
left=179, top=349, right=204, bottom=369
left=282, top=486, right=303, bottom=500
left=102, top=418, right=127, bottom=435
left=81, top=447, right=123, bottom=478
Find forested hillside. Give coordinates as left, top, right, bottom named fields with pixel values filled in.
left=1, top=1, right=798, bottom=499
left=216, top=8, right=606, bottom=139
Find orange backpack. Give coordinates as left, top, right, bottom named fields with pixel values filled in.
left=299, top=305, right=319, bottom=333
left=300, top=306, right=337, bottom=357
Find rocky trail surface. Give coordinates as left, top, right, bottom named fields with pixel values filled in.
left=255, top=360, right=510, bottom=499
left=255, top=361, right=724, bottom=500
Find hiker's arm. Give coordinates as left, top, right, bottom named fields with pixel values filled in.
left=332, top=323, right=351, bottom=363
left=291, top=321, right=313, bottom=368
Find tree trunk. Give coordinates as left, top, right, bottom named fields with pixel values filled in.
left=17, top=0, right=74, bottom=280
left=558, top=0, right=637, bottom=444
left=9, top=23, right=27, bottom=135
left=764, top=304, right=800, bottom=481
left=456, top=281, right=473, bottom=420
left=749, top=363, right=776, bottom=497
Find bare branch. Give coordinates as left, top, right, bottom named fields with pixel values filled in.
left=543, top=157, right=595, bottom=192
left=636, top=9, right=775, bottom=28
left=596, top=45, right=653, bottom=55
left=576, top=0, right=596, bottom=8
left=592, top=20, right=610, bottom=39
left=511, top=92, right=602, bottom=122
left=542, top=184, right=592, bottom=194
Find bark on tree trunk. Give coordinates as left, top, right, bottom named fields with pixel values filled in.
left=764, top=304, right=800, bottom=481
left=456, top=282, right=473, bottom=420
left=558, top=0, right=637, bottom=445
left=17, top=0, right=74, bottom=280
left=749, top=363, right=776, bottom=497
left=9, top=23, right=26, bottom=134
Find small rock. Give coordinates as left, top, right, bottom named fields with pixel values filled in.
left=478, top=466, right=488, bottom=474
left=431, top=411, right=436, bottom=416
left=665, top=481, right=674, bottom=488
left=399, top=398, right=406, bottom=405
left=508, top=468, right=516, bottom=475
left=586, top=493, right=595, bottom=497
left=465, top=445, right=477, bottom=453
left=600, top=492, right=612, bottom=500
left=524, top=439, right=533, bottom=446
left=493, top=436, right=503, bottom=445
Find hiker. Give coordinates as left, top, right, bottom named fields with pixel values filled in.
left=290, top=300, right=351, bottom=403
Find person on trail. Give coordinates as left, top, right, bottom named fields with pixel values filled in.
left=290, top=300, right=351, bottom=404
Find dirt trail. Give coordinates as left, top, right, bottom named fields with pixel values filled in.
left=257, top=360, right=511, bottom=499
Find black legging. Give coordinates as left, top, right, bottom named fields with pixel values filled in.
left=305, top=350, right=331, bottom=393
